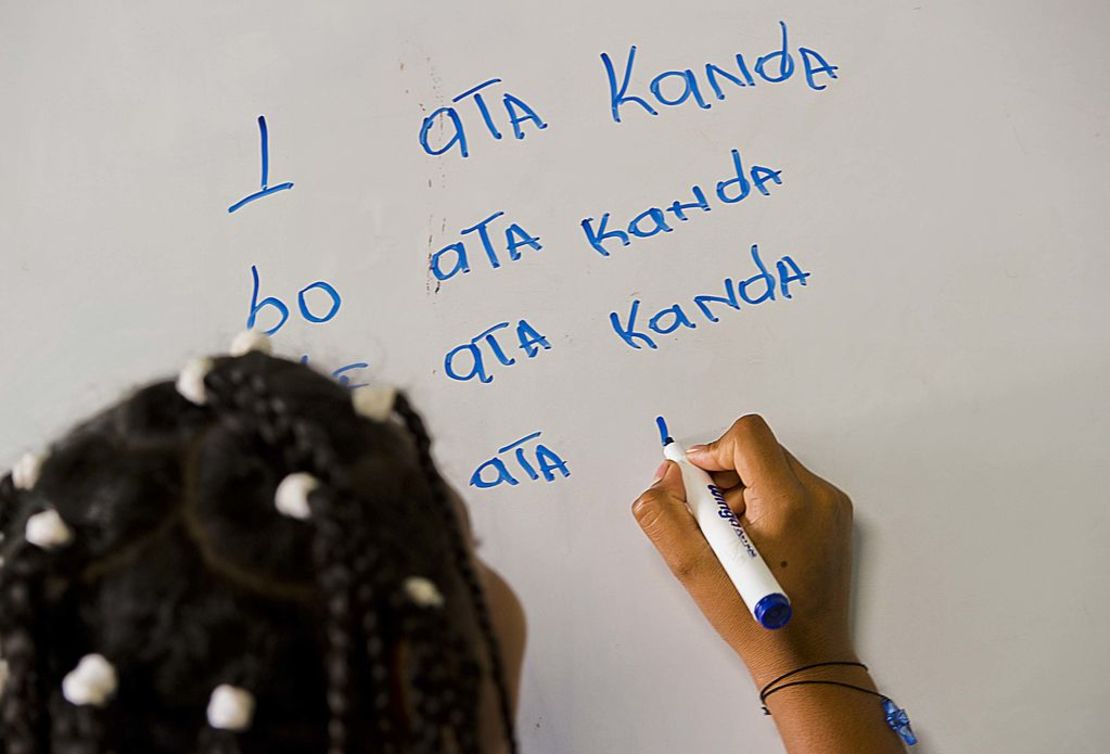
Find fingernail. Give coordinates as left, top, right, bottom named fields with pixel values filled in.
left=652, top=460, right=669, bottom=482
left=686, top=444, right=707, bottom=454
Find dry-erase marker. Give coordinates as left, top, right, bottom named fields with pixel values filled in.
left=655, top=416, right=792, bottom=629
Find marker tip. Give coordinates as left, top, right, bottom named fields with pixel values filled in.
left=655, top=416, right=674, bottom=446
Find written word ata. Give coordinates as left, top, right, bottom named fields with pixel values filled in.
left=444, top=319, right=551, bottom=384
left=420, top=78, right=548, bottom=159
left=430, top=210, right=543, bottom=285
left=470, top=431, right=571, bottom=489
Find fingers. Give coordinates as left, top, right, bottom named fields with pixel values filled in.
left=708, top=471, right=745, bottom=517
left=708, top=469, right=742, bottom=489
left=631, top=462, right=718, bottom=586
left=685, top=415, right=797, bottom=492
left=631, top=462, right=753, bottom=649
left=721, top=485, right=746, bottom=518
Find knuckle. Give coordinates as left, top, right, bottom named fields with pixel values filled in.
left=766, top=477, right=807, bottom=509
left=631, top=491, right=661, bottom=528
left=669, top=552, right=708, bottom=583
left=764, top=489, right=799, bottom=516
left=810, top=480, right=850, bottom=508
left=827, top=483, right=853, bottom=510
left=811, top=485, right=839, bottom=507
left=820, top=487, right=854, bottom=525
left=730, top=413, right=769, bottom=439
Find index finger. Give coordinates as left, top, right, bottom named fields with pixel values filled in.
left=684, top=414, right=797, bottom=491
left=631, top=462, right=718, bottom=587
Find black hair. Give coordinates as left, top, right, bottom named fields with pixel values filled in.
left=0, top=351, right=518, bottom=754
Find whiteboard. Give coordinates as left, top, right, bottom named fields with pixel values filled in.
left=2, top=2, right=1108, bottom=752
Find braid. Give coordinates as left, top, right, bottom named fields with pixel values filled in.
left=392, top=392, right=519, bottom=754
left=0, top=476, right=19, bottom=535
left=213, top=366, right=499, bottom=753
left=209, top=362, right=358, bottom=754
left=404, top=617, right=448, bottom=754
left=49, top=693, right=108, bottom=754
left=0, top=539, right=49, bottom=753
left=404, top=614, right=483, bottom=754
left=313, top=504, right=355, bottom=754
left=0, top=352, right=508, bottom=754
left=196, top=728, right=241, bottom=754
left=352, top=548, right=398, bottom=753
left=207, top=359, right=402, bottom=754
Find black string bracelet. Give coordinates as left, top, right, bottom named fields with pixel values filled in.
left=759, top=660, right=868, bottom=710
left=762, top=679, right=882, bottom=712
left=758, top=661, right=917, bottom=746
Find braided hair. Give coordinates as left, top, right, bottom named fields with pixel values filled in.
left=0, top=350, right=518, bottom=753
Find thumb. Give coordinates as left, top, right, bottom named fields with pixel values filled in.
left=684, top=415, right=797, bottom=493
left=631, top=461, right=716, bottom=585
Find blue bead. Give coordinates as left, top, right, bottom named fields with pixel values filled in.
left=882, top=698, right=918, bottom=746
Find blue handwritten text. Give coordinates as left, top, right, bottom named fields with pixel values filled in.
left=608, top=244, right=811, bottom=350
left=581, top=147, right=781, bottom=257
left=228, top=115, right=295, bottom=213
left=420, top=78, right=549, bottom=159
left=247, top=265, right=342, bottom=335
left=431, top=210, right=543, bottom=284
left=444, top=319, right=552, bottom=383
left=298, top=354, right=370, bottom=390
left=470, top=431, right=571, bottom=489
left=601, top=22, right=838, bottom=124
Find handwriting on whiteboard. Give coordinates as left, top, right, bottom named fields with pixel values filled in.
left=221, top=21, right=840, bottom=495
left=430, top=211, right=543, bottom=284
left=245, top=264, right=369, bottom=389
left=419, top=78, right=549, bottom=159
left=581, top=147, right=782, bottom=258
left=444, top=320, right=552, bottom=384
left=228, top=116, right=295, bottom=213
left=470, top=431, right=571, bottom=489
left=601, top=21, right=838, bottom=124
left=609, top=245, right=810, bottom=350
left=427, top=146, right=783, bottom=290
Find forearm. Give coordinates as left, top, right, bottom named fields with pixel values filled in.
left=761, top=665, right=906, bottom=754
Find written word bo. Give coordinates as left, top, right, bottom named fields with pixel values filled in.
left=247, top=265, right=342, bottom=336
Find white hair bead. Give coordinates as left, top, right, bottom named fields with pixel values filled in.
left=62, top=654, right=117, bottom=707
left=229, top=330, right=272, bottom=357
left=12, top=451, right=45, bottom=490
left=0, top=659, right=8, bottom=697
left=207, top=684, right=256, bottom=731
left=176, top=357, right=214, bottom=405
left=274, top=472, right=319, bottom=520
left=25, top=509, right=73, bottom=550
left=352, top=385, right=396, bottom=422
left=404, top=576, right=445, bottom=608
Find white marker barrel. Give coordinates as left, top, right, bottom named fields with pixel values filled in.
left=663, top=442, right=791, bottom=629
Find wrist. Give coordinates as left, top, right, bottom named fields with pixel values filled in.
left=735, top=628, right=858, bottom=688
left=760, top=664, right=878, bottom=710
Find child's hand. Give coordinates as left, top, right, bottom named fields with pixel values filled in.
left=632, top=415, right=857, bottom=685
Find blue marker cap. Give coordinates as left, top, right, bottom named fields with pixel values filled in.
left=754, top=593, right=792, bottom=629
